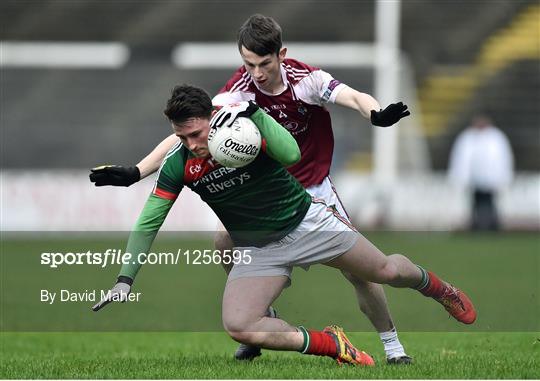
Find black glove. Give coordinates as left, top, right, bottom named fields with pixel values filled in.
left=210, top=101, right=259, bottom=128
left=89, top=165, right=140, bottom=187
left=370, top=102, right=410, bottom=127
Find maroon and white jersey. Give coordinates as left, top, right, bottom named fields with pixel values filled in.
left=212, top=58, right=346, bottom=188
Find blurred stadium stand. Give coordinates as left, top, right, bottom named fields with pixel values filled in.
left=1, top=65, right=373, bottom=169
left=1, top=0, right=537, bottom=171
left=1, top=0, right=538, bottom=230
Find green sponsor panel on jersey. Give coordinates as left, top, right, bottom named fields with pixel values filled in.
left=158, top=145, right=311, bottom=247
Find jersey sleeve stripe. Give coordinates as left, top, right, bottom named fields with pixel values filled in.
left=286, top=72, right=310, bottom=81
left=284, top=65, right=310, bottom=74
left=284, top=67, right=309, bottom=75
left=284, top=68, right=310, bottom=80
left=153, top=187, right=178, bottom=200
left=241, top=78, right=253, bottom=91
left=239, top=76, right=253, bottom=92
left=230, top=71, right=252, bottom=93
left=230, top=80, right=244, bottom=93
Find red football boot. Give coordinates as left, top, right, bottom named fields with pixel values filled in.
left=434, top=283, right=477, bottom=324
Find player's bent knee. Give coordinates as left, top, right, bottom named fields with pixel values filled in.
left=223, top=314, right=254, bottom=340
left=377, top=259, right=400, bottom=285
left=226, top=329, right=256, bottom=345
left=222, top=309, right=270, bottom=345
left=359, top=257, right=400, bottom=285
left=223, top=319, right=260, bottom=345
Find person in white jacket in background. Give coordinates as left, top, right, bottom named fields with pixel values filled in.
left=448, top=114, right=514, bottom=231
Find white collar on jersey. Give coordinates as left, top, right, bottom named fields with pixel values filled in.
left=251, top=64, right=289, bottom=96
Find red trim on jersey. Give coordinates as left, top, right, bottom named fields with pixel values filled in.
left=154, top=187, right=178, bottom=200
left=284, top=69, right=310, bottom=82
left=283, top=58, right=319, bottom=72
left=282, top=58, right=320, bottom=85
left=284, top=64, right=310, bottom=73
left=222, top=69, right=252, bottom=94
left=283, top=66, right=310, bottom=79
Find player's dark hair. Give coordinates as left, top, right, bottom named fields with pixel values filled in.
left=237, top=14, right=282, bottom=56
left=163, top=84, right=212, bottom=124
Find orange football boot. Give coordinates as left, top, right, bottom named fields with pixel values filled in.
left=323, top=325, right=375, bottom=366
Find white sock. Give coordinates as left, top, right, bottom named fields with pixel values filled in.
left=379, top=328, right=407, bottom=359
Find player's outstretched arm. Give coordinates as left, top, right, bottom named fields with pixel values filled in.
left=92, top=195, right=175, bottom=311
left=335, top=86, right=381, bottom=119
left=136, top=134, right=179, bottom=178
left=335, top=86, right=410, bottom=127
left=89, top=134, right=179, bottom=187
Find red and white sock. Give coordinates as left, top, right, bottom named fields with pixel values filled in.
left=415, top=266, right=445, bottom=297
left=298, top=326, right=337, bottom=357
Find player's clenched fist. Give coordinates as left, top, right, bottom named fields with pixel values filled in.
left=89, top=165, right=141, bottom=187
left=370, top=102, right=410, bottom=127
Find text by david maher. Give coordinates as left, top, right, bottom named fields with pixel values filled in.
left=40, top=289, right=142, bottom=304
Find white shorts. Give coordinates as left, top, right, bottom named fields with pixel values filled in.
left=306, top=176, right=350, bottom=222
left=228, top=198, right=358, bottom=284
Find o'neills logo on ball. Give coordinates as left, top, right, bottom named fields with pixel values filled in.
left=223, top=138, right=258, bottom=155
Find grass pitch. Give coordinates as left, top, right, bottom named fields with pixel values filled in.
left=1, top=332, right=539, bottom=378
left=1, top=232, right=539, bottom=378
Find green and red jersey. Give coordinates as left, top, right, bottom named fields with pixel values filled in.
left=153, top=140, right=309, bottom=246
left=119, top=109, right=311, bottom=280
